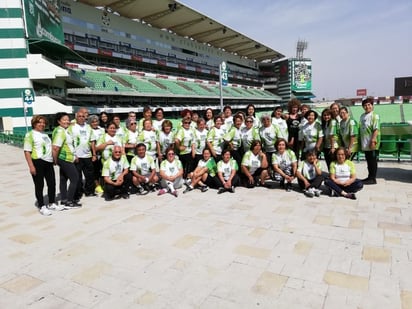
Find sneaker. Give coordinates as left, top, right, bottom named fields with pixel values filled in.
left=200, top=185, right=209, bottom=193
left=137, top=186, right=149, bottom=195
left=304, top=188, right=315, bottom=198
left=228, top=186, right=235, bottom=193
left=39, top=205, right=52, bottom=216
left=183, top=186, right=193, bottom=194
left=95, top=185, right=104, bottom=194
left=64, top=200, right=82, bottom=208
left=121, top=193, right=130, bottom=199
left=329, top=189, right=337, bottom=197
left=217, top=187, right=225, bottom=194
left=85, top=192, right=97, bottom=197
left=345, top=193, right=357, bottom=200
left=314, top=189, right=322, bottom=197
left=48, top=203, right=65, bottom=211
left=157, top=188, right=167, bottom=196
left=148, top=184, right=157, bottom=192
left=171, top=190, right=178, bottom=197
left=285, top=183, right=292, bottom=192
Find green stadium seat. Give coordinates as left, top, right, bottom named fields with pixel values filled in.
left=380, top=135, right=398, bottom=155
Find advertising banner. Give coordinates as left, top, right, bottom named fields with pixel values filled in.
left=24, top=0, right=64, bottom=44
left=291, top=60, right=312, bottom=92
left=356, top=89, right=367, bottom=96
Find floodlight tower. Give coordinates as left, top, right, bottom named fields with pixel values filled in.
left=296, top=40, right=308, bottom=59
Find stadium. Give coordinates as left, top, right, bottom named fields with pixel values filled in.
left=1, top=0, right=288, bottom=133
left=0, top=0, right=411, bottom=158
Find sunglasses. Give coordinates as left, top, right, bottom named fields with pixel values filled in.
left=183, top=122, right=191, bottom=124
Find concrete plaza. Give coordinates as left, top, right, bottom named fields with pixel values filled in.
left=0, top=143, right=411, bottom=309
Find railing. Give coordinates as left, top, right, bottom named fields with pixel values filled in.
left=0, top=132, right=25, bottom=148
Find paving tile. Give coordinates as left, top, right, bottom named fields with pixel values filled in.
left=71, top=262, right=112, bottom=285
left=0, top=274, right=43, bottom=293
left=1, top=144, right=411, bottom=308
left=401, top=290, right=412, bottom=309
left=362, top=246, right=391, bottom=263
left=378, top=222, right=412, bottom=232
left=9, top=234, right=41, bottom=244
left=251, top=271, right=288, bottom=296
left=173, top=234, right=201, bottom=249
left=323, top=271, right=369, bottom=291
left=233, top=245, right=271, bottom=259
left=294, top=240, right=313, bottom=256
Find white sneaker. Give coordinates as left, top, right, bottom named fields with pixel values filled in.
left=39, top=206, right=52, bottom=216
left=314, top=189, right=322, bottom=197
left=48, top=203, right=65, bottom=211
left=304, top=188, right=315, bottom=198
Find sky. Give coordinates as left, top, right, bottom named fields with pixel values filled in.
left=181, top=0, right=412, bottom=100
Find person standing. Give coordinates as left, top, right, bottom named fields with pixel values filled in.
left=298, top=110, right=323, bottom=160
left=175, top=116, right=196, bottom=180
left=69, top=109, right=95, bottom=198
left=52, top=112, right=81, bottom=208
left=88, top=115, right=105, bottom=195
left=24, top=115, right=64, bottom=215
left=359, top=97, right=380, bottom=185
left=339, top=107, right=358, bottom=160
left=286, top=99, right=302, bottom=157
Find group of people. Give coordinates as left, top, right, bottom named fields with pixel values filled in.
left=24, top=98, right=380, bottom=216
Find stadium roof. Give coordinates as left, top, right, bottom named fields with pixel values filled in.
left=77, top=0, right=284, bottom=62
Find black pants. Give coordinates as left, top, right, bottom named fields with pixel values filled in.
left=230, top=148, right=244, bottom=171
left=323, top=148, right=334, bottom=171
left=179, top=153, right=194, bottom=178
left=364, top=150, right=378, bottom=180
left=298, top=175, right=324, bottom=190
left=104, top=173, right=132, bottom=199
left=75, top=157, right=95, bottom=197
left=31, top=159, right=56, bottom=207
left=58, top=159, right=79, bottom=202
left=216, top=174, right=240, bottom=188
left=324, top=178, right=363, bottom=195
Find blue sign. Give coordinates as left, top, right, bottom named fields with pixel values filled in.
left=23, top=89, right=35, bottom=105
left=221, top=62, right=228, bottom=87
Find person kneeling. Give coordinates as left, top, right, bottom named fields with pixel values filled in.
left=324, top=147, right=363, bottom=200
left=102, top=146, right=131, bottom=201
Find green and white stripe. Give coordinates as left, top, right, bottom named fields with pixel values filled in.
left=0, top=1, right=32, bottom=132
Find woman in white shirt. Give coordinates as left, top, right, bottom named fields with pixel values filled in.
left=324, top=147, right=363, bottom=199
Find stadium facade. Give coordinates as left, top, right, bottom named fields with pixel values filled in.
left=0, top=0, right=311, bottom=132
